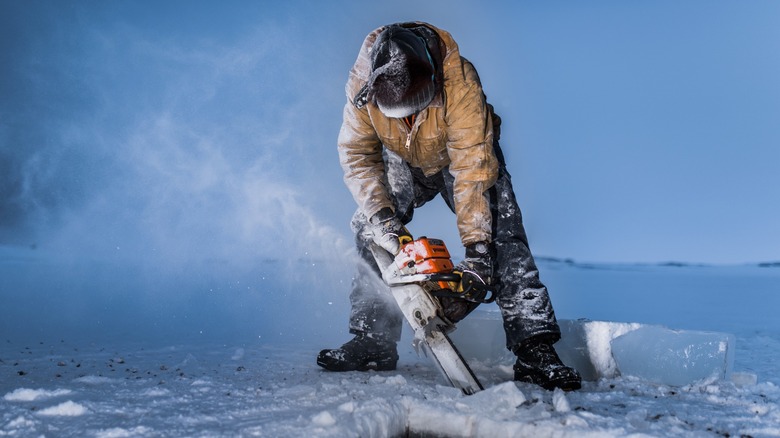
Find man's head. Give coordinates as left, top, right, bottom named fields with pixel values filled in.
left=367, top=25, right=436, bottom=118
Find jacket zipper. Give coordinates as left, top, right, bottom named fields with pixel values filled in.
left=404, top=112, right=426, bottom=165
left=402, top=114, right=416, bottom=150
left=402, top=119, right=416, bottom=165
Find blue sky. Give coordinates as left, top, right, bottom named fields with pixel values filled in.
left=2, top=0, right=779, bottom=265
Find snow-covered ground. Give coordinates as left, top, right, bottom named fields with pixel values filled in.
left=2, top=248, right=779, bottom=437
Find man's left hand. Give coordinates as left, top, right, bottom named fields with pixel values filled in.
left=368, top=208, right=408, bottom=255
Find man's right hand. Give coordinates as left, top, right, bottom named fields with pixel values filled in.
left=453, top=241, right=493, bottom=301
left=368, top=208, right=408, bottom=255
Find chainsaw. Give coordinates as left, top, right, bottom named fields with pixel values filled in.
left=369, top=234, right=494, bottom=395
left=388, top=236, right=496, bottom=306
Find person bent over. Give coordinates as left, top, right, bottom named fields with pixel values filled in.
left=318, top=22, right=581, bottom=391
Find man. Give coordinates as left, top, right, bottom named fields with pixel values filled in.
left=318, top=22, right=581, bottom=391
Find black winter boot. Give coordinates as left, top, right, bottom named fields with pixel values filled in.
left=317, top=333, right=399, bottom=372
left=513, top=336, right=581, bottom=391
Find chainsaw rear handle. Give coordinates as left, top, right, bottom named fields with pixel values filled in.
left=432, top=287, right=496, bottom=304
left=427, top=272, right=461, bottom=283
left=429, top=271, right=497, bottom=304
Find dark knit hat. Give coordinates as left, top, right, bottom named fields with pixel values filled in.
left=366, top=25, right=436, bottom=118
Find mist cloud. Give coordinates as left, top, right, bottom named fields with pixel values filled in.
left=3, top=7, right=350, bottom=265
left=0, top=4, right=361, bottom=345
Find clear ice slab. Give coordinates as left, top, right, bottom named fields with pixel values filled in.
left=452, top=310, right=735, bottom=386
left=610, top=325, right=735, bottom=386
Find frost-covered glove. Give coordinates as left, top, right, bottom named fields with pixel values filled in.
left=454, top=242, right=493, bottom=300
left=368, top=208, right=409, bottom=254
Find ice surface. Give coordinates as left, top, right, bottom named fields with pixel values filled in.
left=3, top=340, right=775, bottom=438
left=2, top=259, right=779, bottom=437
left=611, top=325, right=735, bottom=386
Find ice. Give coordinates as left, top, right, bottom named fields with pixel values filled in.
left=552, top=388, right=571, bottom=413
left=0, top=317, right=776, bottom=437
left=555, top=319, right=642, bottom=381
left=611, top=325, right=735, bottom=386
left=312, top=410, right=337, bottom=427
left=3, top=388, right=73, bottom=402
left=452, top=311, right=736, bottom=387
left=730, top=372, right=758, bottom=387
left=453, top=311, right=640, bottom=379
left=449, top=309, right=514, bottom=364
left=37, top=401, right=89, bottom=417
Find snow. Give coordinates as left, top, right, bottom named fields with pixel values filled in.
left=2, top=250, right=780, bottom=436
left=37, top=401, right=88, bottom=417
left=552, top=388, right=571, bottom=413
left=3, top=388, right=73, bottom=402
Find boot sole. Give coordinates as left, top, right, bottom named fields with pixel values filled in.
left=515, top=372, right=582, bottom=391
left=316, top=354, right=397, bottom=372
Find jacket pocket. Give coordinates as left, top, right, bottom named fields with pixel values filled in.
left=415, top=129, right=449, bottom=169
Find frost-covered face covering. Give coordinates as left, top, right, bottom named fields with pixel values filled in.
left=367, top=25, right=436, bottom=118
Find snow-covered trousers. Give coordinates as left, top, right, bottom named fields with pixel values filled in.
left=347, top=143, right=561, bottom=351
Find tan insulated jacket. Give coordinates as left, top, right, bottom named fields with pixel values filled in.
left=337, top=22, right=499, bottom=246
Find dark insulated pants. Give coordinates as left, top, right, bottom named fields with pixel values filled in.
left=347, top=144, right=561, bottom=351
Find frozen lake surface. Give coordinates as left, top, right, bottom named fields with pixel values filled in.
left=2, top=248, right=779, bottom=437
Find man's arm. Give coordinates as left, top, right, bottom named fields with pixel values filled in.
left=337, top=26, right=395, bottom=220
left=445, top=59, right=499, bottom=246
left=337, top=100, right=394, bottom=221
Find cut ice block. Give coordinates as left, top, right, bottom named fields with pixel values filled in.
left=453, top=312, right=642, bottom=380
left=452, top=311, right=736, bottom=386
left=555, top=319, right=642, bottom=381
left=611, top=326, right=735, bottom=386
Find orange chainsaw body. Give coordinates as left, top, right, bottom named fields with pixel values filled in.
left=397, top=237, right=455, bottom=289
